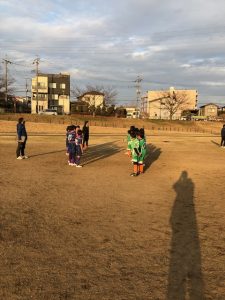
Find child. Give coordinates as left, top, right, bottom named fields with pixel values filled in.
left=67, top=125, right=76, bottom=166
left=125, top=125, right=135, bottom=156
left=75, top=129, right=83, bottom=168
left=128, top=129, right=140, bottom=176
left=65, top=125, right=70, bottom=155
left=16, top=118, right=28, bottom=159
left=137, top=129, right=147, bottom=174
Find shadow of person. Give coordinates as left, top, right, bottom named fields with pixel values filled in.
left=82, top=141, right=123, bottom=166
left=211, top=140, right=220, bottom=146
left=144, top=144, right=161, bottom=171
left=29, top=149, right=65, bottom=158
left=167, top=171, right=205, bottom=300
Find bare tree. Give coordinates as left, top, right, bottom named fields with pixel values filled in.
left=162, top=89, right=189, bottom=120
left=71, top=84, right=117, bottom=106
left=0, top=70, right=15, bottom=99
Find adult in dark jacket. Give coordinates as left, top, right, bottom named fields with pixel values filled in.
left=16, top=118, right=28, bottom=159
left=82, top=120, right=89, bottom=149
left=221, top=124, right=225, bottom=148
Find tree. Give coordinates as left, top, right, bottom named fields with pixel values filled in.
left=161, top=89, right=189, bottom=120
left=71, top=84, right=117, bottom=106
left=0, top=69, right=15, bottom=101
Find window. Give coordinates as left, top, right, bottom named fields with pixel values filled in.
left=38, top=82, right=47, bottom=89
left=52, top=94, right=58, bottom=100
left=60, top=83, right=66, bottom=89
left=49, top=83, right=57, bottom=88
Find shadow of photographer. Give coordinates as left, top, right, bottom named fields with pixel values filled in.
left=167, top=171, right=205, bottom=300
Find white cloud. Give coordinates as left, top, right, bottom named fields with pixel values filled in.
left=1, top=0, right=225, bottom=104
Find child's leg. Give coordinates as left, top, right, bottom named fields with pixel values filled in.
left=75, top=156, right=82, bottom=166
left=130, top=162, right=138, bottom=176
left=69, top=151, right=74, bottom=163
left=139, top=163, right=144, bottom=173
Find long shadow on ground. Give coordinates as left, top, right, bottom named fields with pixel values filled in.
left=29, top=150, right=65, bottom=158
left=144, top=144, right=161, bottom=172
left=82, top=141, right=123, bottom=166
left=211, top=140, right=220, bottom=146
left=167, top=171, right=205, bottom=300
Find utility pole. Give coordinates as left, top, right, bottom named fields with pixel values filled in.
left=134, top=76, right=143, bottom=117
left=2, top=58, right=12, bottom=102
left=33, top=56, right=40, bottom=113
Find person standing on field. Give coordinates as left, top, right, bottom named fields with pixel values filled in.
left=16, top=118, right=28, bottom=159
left=221, top=124, right=225, bottom=148
left=82, top=120, right=89, bottom=150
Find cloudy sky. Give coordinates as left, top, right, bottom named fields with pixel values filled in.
left=1, top=0, right=225, bottom=106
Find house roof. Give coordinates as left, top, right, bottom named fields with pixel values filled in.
left=199, top=103, right=220, bottom=108
left=79, top=91, right=104, bottom=97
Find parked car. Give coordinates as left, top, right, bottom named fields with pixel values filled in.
left=39, top=109, right=57, bottom=115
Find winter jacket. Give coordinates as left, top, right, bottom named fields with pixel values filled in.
left=17, top=123, right=27, bottom=140
left=221, top=127, right=225, bottom=138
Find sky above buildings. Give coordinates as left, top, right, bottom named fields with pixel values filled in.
left=1, top=0, right=225, bottom=105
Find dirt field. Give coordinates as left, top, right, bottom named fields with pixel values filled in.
left=0, top=122, right=225, bottom=299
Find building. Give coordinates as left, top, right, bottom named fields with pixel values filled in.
left=145, top=87, right=198, bottom=120
left=125, top=106, right=140, bottom=119
left=77, top=91, right=104, bottom=108
left=199, top=103, right=219, bottom=118
left=31, top=73, right=70, bottom=114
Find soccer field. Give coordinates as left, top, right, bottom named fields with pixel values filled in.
left=0, top=128, right=224, bottom=299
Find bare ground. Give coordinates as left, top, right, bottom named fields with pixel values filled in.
left=0, top=124, right=225, bottom=300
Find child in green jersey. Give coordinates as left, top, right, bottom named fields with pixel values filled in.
left=125, top=126, right=135, bottom=156
left=137, top=129, right=147, bottom=174
left=128, top=130, right=140, bottom=176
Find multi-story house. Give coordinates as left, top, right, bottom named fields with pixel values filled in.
left=31, top=73, right=70, bottom=114
left=145, top=87, right=198, bottom=120
left=77, top=91, right=104, bottom=108
left=199, top=103, right=219, bottom=118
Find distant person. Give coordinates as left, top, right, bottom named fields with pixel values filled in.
left=128, top=129, right=140, bottom=176
left=82, top=121, right=89, bottom=150
left=137, top=129, right=147, bottom=174
left=125, top=125, right=135, bottom=156
left=67, top=125, right=76, bottom=166
left=221, top=124, right=225, bottom=148
left=16, top=118, right=28, bottom=160
left=75, top=129, right=83, bottom=167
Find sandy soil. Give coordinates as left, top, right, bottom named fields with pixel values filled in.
left=0, top=124, right=225, bottom=299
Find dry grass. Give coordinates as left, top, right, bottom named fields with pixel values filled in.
left=0, top=124, right=225, bottom=299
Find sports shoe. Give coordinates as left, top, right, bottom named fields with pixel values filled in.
left=130, top=172, right=138, bottom=177
left=69, top=163, right=76, bottom=166
left=76, top=165, right=83, bottom=168
left=23, top=156, right=29, bottom=159
left=17, top=156, right=23, bottom=160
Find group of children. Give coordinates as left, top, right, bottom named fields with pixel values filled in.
left=66, top=121, right=89, bottom=168
left=126, top=126, right=147, bottom=177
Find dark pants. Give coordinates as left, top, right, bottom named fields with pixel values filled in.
left=68, top=143, right=76, bottom=163
left=221, top=137, right=225, bottom=146
left=82, top=137, right=89, bottom=147
left=16, top=141, right=26, bottom=157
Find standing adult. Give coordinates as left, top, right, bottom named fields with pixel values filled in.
left=16, top=117, right=28, bottom=159
left=221, top=124, right=225, bottom=148
left=82, top=120, right=89, bottom=150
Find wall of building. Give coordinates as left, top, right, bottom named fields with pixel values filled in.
left=31, top=74, right=70, bottom=114
left=147, top=89, right=198, bottom=119
left=199, top=104, right=218, bottom=117
left=81, top=94, right=104, bottom=107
